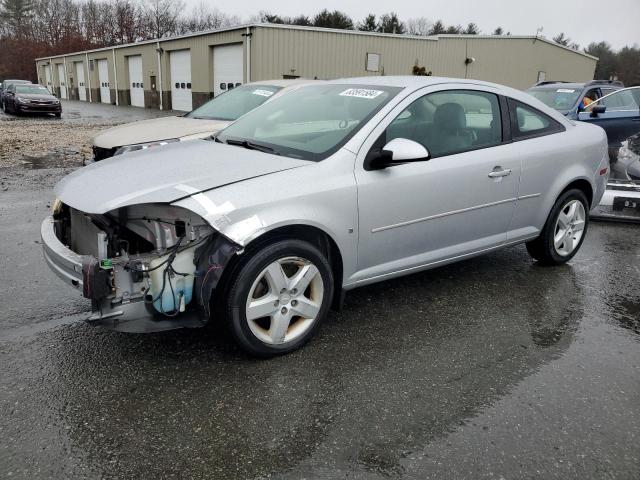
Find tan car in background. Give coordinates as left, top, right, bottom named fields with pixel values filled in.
left=91, top=79, right=313, bottom=161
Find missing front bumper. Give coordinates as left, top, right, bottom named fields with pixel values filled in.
left=41, top=215, right=240, bottom=333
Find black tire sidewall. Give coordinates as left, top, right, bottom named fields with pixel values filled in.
left=225, top=239, right=334, bottom=357
left=541, top=189, right=589, bottom=264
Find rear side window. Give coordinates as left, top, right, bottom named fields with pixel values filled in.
left=508, top=99, right=564, bottom=140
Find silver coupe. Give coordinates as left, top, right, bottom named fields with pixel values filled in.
left=42, top=76, right=609, bottom=356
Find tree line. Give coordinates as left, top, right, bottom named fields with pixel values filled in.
left=1, top=0, right=638, bottom=86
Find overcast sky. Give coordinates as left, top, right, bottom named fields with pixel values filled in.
left=184, top=0, right=639, bottom=50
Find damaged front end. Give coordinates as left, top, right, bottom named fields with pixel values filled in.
left=41, top=202, right=240, bottom=332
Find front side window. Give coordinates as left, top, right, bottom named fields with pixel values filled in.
left=186, top=84, right=282, bottom=121
left=217, top=84, right=402, bottom=161
left=385, top=89, right=502, bottom=158
left=588, top=87, right=640, bottom=112
left=509, top=99, right=564, bottom=139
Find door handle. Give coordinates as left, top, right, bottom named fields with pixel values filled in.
left=488, top=168, right=512, bottom=178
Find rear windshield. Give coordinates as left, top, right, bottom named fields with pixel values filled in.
left=527, top=87, right=582, bottom=110
left=186, top=84, right=282, bottom=121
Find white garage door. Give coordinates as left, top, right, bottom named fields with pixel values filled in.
left=75, top=62, right=86, bottom=101
left=213, top=44, right=243, bottom=97
left=170, top=50, right=192, bottom=111
left=57, top=64, right=68, bottom=99
left=44, top=65, right=52, bottom=93
left=97, top=59, right=111, bottom=104
left=128, top=55, right=144, bottom=108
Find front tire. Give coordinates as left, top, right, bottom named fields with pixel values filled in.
left=526, top=189, right=589, bottom=265
left=224, top=239, right=334, bottom=357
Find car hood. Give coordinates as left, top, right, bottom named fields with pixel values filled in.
left=92, top=116, right=231, bottom=148
left=55, top=140, right=309, bottom=214
left=18, top=93, right=57, bottom=101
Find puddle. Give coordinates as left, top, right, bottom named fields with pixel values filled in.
left=19, top=150, right=84, bottom=169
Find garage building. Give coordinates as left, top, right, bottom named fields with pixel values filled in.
left=34, top=23, right=597, bottom=112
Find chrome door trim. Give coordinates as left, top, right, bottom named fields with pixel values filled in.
left=371, top=193, right=542, bottom=233
left=518, top=193, right=542, bottom=200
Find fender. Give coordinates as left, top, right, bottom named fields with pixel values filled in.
left=171, top=149, right=360, bottom=284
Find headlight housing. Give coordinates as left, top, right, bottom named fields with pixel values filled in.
left=114, top=138, right=179, bottom=156
left=15, top=96, right=28, bottom=104
left=51, top=197, right=63, bottom=214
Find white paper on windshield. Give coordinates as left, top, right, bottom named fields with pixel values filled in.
left=252, top=89, right=275, bottom=97
left=339, top=88, right=384, bottom=99
left=557, top=89, right=576, bottom=93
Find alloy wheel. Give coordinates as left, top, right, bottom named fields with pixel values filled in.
left=553, top=199, right=586, bottom=256
left=245, top=256, right=324, bottom=345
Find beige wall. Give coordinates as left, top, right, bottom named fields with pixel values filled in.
left=35, top=26, right=597, bottom=110
left=250, top=28, right=596, bottom=90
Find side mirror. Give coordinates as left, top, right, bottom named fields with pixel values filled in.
left=364, top=138, right=430, bottom=171
left=590, top=105, right=606, bottom=118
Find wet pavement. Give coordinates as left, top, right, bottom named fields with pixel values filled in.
left=0, top=109, right=639, bottom=479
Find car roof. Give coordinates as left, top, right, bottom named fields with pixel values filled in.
left=4, top=79, right=32, bottom=84
left=325, top=75, right=528, bottom=97
left=529, top=82, right=586, bottom=89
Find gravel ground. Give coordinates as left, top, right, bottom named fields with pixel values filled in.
left=0, top=99, right=173, bottom=167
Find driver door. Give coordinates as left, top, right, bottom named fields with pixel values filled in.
left=352, top=87, right=521, bottom=284
left=578, top=87, right=640, bottom=146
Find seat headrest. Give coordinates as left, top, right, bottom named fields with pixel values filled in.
left=434, top=103, right=466, bottom=131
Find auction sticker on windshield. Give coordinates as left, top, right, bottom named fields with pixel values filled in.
left=252, top=89, right=275, bottom=97
left=557, top=89, right=576, bottom=93
left=339, top=88, right=384, bottom=99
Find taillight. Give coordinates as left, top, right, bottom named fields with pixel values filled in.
left=599, top=167, right=608, bottom=176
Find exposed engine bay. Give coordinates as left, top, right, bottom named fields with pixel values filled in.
left=52, top=202, right=240, bottom=332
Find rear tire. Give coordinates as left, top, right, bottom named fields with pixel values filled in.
left=526, top=189, right=589, bottom=266
left=223, top=239, right=334, bottom=357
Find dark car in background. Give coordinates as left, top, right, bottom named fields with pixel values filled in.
left=578, top=86, right=640, bottom=151
left=0, top=79, right=32, bottom=111
left=527, top=80, right=624, bottom=119
left=2, top=83, right=62, bottom=117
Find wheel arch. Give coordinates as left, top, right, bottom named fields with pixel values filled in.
left=558, top=178, right=594, bottom=207
left=217, top=223, right=345, bottom=312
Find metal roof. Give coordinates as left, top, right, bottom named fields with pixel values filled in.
left=35, top=23, right=598, bottom=62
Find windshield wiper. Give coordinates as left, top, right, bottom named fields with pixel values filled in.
left=225, top=138, right=280, bottom=155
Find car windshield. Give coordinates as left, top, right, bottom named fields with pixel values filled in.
left=217, top=84, right=402, bottom=161
left=16, top=85, right=51, bottom=95
left=527, top=87, right=582, bottom=110
left=185, top=84, right=282, bottom=121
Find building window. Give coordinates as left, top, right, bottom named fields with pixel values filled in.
left=366, top=53, right=381, bottom=72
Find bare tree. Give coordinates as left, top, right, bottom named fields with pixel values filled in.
left=405, top=17, right=432, bottom=36
left=178, top=1, right=240, bottom=34
left=143, top=0, right=184, bottom=38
